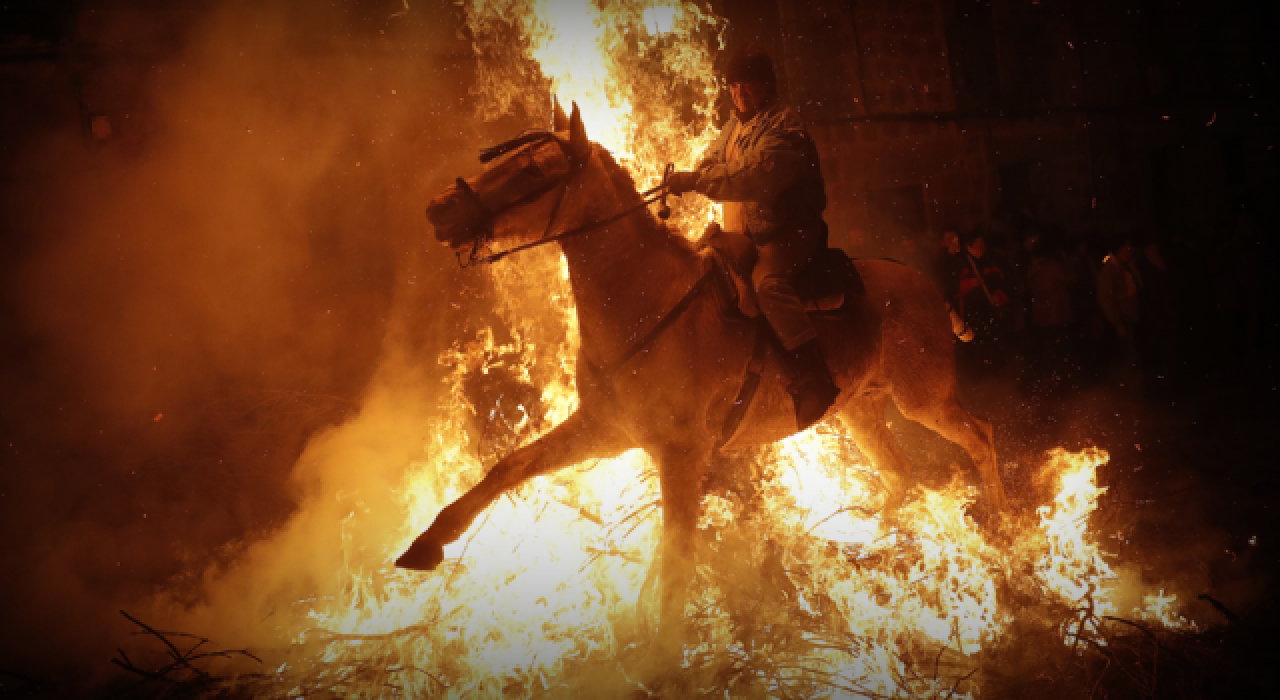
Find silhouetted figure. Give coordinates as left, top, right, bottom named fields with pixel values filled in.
left=1097, top=235, right=1143, bottom=383
left=1137, top=240, right=1179, bottom=397
left=931, top=229, right=965, bottom=300
left=1009, top=224, right=1038, bottom=336
left=955, top=228, right=1012, bottom=377
left=1026, top=233, right=1077, bottom=395
left=1066, top=234, right=1107, bottom=381
left=1208, top=213, right=1266, bottom=363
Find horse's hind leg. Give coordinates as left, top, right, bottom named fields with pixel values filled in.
left=397, top=410, right=629, bottom=571
left=894, top=389, right=1007, bottom=511
left=839, top=392, right=914, bottom=511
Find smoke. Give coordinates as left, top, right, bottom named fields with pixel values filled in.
left=3, top=1, right=1264, bottom=693
left=911, top=373, right=1262, bottom=625
left=0, top=0, right=494, bottom=687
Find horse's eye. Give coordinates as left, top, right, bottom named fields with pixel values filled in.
left=522, top=163, right=543, bottom=178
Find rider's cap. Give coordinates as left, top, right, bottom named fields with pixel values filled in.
left=726, top=45, right=775, bottom=85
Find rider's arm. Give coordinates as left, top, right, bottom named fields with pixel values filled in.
left=694, top=112, right=813, bottom=202
left=694, top=119, right=732, bottom=172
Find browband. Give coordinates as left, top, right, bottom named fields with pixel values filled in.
left=478, top=130, right=556, bottom=164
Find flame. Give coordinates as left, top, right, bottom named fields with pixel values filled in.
left=221, top=2, right=1198, bottom=696
left=470, top=0, right=723, bottom=235
left=1138, top=589, right=1195, bottom=630
left=1032, top=448, right=1117, bottom=617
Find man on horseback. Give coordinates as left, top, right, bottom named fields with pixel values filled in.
left=667, top=45, right=840, bottom=430
left=403, top=92, right=1008, bottom=660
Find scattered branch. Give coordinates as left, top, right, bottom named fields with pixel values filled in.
left=110, top=610, right=263, bottom=697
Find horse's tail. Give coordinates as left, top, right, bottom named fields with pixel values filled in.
left=945, top=302, right=975, bottom=342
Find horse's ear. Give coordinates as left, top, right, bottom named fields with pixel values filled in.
left=568, top=102, right=590, bottom=162
left=553, top=96, right=569, bottom=132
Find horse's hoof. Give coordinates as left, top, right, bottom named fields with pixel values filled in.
left=395, top=534, right=445, bottom=571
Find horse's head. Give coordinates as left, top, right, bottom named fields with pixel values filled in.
left=427, top=101, right=592, bottom=254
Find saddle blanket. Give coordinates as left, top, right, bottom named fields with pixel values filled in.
left=699, top=228, right=865, bottom=319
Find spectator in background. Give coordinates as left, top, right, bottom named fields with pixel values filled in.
left=1210, top=212, right=1265, bottom=360
left=996, top=226, right=1030, bottom=340
left=1009, top=223, right=1052, bottom=369
left=895, top=234, right=927, bottom=272
left=955, top=227, right=1013, bottom=376
left=931, top=229, right=964, bottom=300
left=1137, top=238, right=1178, bottom=396
left=1069, top=233, right=1109, bottom=379
left=1097, top=235, right=1144, bottom=379
left=1026, top=232, right=1077, bottom=395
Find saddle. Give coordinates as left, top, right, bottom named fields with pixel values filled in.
left=698, top=227, right=865, bottom=319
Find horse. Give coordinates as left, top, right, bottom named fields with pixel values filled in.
left=398, top=102, right=1007, bottom=668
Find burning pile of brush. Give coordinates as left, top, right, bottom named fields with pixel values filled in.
left=121, top=430, right=1215, bottom=698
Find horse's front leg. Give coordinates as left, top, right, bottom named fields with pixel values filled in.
left=396, top=409, right=628, bottom=571
left=648, top=443, right=712, bottom=671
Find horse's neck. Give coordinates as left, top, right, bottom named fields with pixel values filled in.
left=558, top=188, right=700, bottom=370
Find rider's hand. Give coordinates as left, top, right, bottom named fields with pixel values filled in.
left=666, top=170, right=700, bottom=195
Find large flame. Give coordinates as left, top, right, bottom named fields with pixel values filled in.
left=470, top=0, right=723, bottom=235
left=236, top=2, right=1194, bottom=696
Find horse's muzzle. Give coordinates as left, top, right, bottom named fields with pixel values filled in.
left=427, top=185, right=489, bottom=249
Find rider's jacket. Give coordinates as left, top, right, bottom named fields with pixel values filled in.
left=693, top=99, right=827, bottom=246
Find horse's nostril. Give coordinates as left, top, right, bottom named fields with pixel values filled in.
left=426, top=192, right=458, bottom=223
left=427, top=188, right=481, bottom=248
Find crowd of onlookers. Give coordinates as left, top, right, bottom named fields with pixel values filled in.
left=925, top=211, right=1275, bottom=403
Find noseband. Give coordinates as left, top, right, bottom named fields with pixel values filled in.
left=454, top=135, right=673, bottom=267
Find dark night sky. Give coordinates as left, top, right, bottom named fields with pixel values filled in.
left=1, top=0, right=1276, bottom=694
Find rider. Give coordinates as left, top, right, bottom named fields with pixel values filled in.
left=666, top=45, right=840, bottom=431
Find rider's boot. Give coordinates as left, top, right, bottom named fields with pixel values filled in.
left=783, top=338, right=841, bottom=431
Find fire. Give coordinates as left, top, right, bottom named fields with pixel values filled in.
left=221, top=1, right=1197, bottom=696
left=1031, top=448, right=1118, bottom=618
left=470, top=0, right=723, bottom=234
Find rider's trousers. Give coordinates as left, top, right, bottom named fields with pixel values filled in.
left=751, top=226, right=825, bottom=351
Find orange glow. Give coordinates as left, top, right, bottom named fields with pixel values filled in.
left=174, top=2, right=1196, bottom=695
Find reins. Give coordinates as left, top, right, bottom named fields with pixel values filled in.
left=449, top=152, right=703, bottom=381
left=461, top=181, right=670, bottom=266
left=593, top=269, right=711, bottom=377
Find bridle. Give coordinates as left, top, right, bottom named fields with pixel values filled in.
left=453, top=133, right=674, bottom=267
left=446, top=133, right=709, bottom=389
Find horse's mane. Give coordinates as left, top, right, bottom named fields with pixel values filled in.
left=592, top=145, right=699, bottom=258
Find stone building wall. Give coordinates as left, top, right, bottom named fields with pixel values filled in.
left=753, top=0, right=1271, bottom=265
left=772, top=0, right=997, bottom=265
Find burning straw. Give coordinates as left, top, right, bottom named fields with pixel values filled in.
left=167, top=411, right=1204, bottom=697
